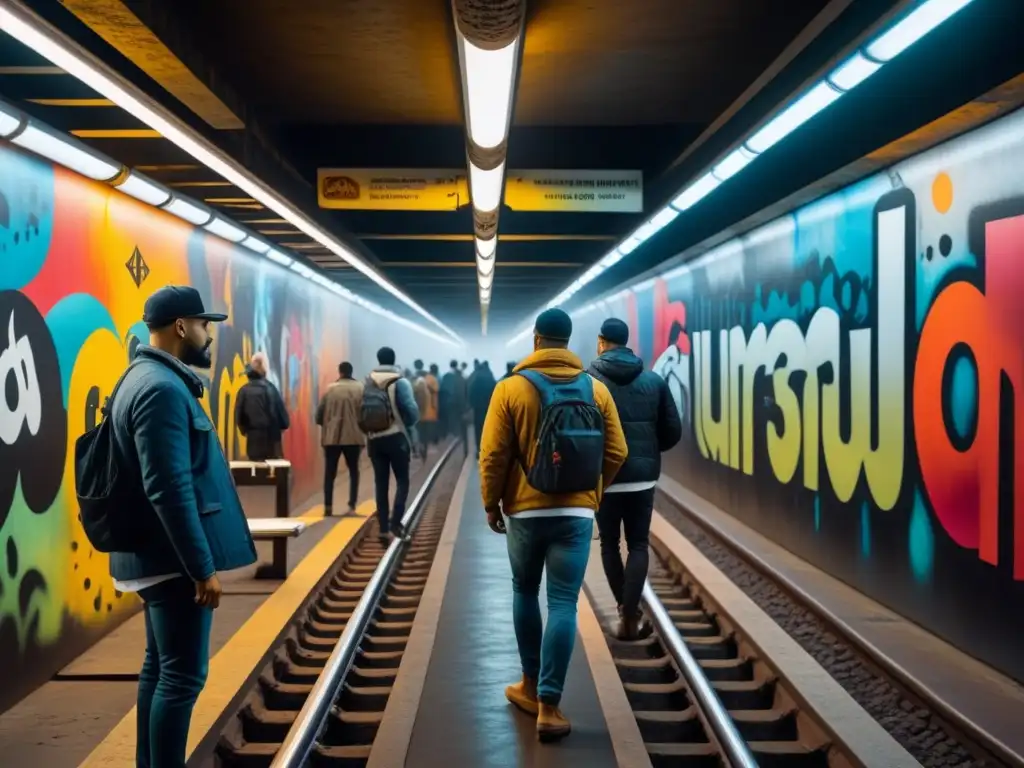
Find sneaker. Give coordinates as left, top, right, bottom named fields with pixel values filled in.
left=392, top=522, right=410, bottom=543
left=504, top=676, right=538, bottom=715
left=537, top=702, right=571, bottom=741
left=324, top=505, right=333, bottom=517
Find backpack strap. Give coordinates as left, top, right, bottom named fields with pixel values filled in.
left=516, top=369, right=594, bottom=407
left=100, top=358, right=145, bottom=419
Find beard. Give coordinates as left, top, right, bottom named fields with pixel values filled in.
left=182, top=337, right=213, bottom=369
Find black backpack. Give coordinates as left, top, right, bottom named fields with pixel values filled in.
left=358, top=376, right=397, bottom=433
left=516, top=371, right=605, bottom=494
left=74, top=361, right=143, bottom=553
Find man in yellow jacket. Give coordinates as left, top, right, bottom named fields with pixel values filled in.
left=479, top=308, right=628, bottom=742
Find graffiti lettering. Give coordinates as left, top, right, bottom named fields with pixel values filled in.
left=0, top=310, right=42, bottom=445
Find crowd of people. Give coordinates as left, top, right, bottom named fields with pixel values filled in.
left=74, top=284, right=682, bottom=765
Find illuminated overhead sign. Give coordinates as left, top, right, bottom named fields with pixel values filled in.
left=316, top=168, right=643, bottom=213
left=504, top=170, right=643, bottom=213
left=316, top=169, right=470, bottom=211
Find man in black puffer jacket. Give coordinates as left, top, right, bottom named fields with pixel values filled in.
left=589, top=318, right=682, bottom=639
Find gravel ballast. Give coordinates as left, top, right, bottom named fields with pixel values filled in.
left=655, top=499, right=1000, bottom=768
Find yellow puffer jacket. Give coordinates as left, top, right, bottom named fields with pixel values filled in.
left=478, top=348, right=628, bottom=515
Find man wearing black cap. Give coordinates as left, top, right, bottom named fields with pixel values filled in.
left=480, top=307, right=628, bottom=741
left=589, top=317, right=682, bottom=640
left=107, top=285, right=257, bottom=768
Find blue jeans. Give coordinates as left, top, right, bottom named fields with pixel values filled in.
left=137, top=576, right=213, bottom=768
left=506, top=515, right=592, bottom=705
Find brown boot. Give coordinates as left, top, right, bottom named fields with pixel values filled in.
left=537, top=702, right=571, bottom=741
left=505, top=676, right=538, bottom=715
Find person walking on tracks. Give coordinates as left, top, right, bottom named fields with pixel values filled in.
left=589, top=318, right=682, bottom=639
left=360, top=347, right=419, bottom=542
left=76, top=285, right=256, bottom=768
left=316, top=361, right=365, bottom=516
left=479, top=308, right=628, bottom=741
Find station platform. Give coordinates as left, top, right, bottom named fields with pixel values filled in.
left=0, top=448, right=441, bottom=768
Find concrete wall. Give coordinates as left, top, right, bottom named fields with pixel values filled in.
left=513, top=106, right=1024, bottom=684
left=0, top=139, right=439, bottom=712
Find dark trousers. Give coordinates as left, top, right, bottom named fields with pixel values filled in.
left=367, top=432, right=411, bottom=534
left=136, top=577, right=212, bottom=768
left=596, top=487, right=656, bottom=618
left=448, top=412, right=468, bottom=457
left=473, top=412, right=486, bottom=457
left=324, top=444, right=361, bottom=511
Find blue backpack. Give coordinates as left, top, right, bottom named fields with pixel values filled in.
left=516, top=371, right=605, bottom=494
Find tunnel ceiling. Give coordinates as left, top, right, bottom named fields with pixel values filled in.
left=0, top=0, right=916, bottom=342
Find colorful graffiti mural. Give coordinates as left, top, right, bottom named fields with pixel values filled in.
left=534, top=107, right=1024, bottom=683
left=0, top=139, right=422, bottom=713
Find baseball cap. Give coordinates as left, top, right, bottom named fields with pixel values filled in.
left=143, top=285, right=228, bottom=327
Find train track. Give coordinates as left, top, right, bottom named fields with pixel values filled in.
left=216, top=448, right=458, bottom=768
left=604, top=546, right=859, bottom=768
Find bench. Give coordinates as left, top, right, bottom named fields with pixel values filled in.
left=230, top=459, right=292, bottom=518
left=247, top=517, right=308, bottom=579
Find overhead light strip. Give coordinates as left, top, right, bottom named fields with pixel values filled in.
left=507, top=0, right=977, bottom=346
left=0, top=0, right=462, bottom=346
left=453, top=14, right=522, bottom=330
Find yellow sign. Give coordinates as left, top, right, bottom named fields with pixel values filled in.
left=504, top=170, right=643, bottom=213
left=317, top=168, right=469, bottom=211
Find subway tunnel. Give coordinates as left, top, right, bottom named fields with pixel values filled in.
left=0, top=0, right=1022, bottom=766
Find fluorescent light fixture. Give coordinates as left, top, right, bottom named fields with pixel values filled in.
left=266, top=249, right=294, bottom=267
left=828, top=52, right=883, bottom=92
left=0, top=100, right=23, bottom=137
left=12, top=122, right=120, bottom=181
left=205, top=216, right=246, bottom=243
left=672, top=172, right=721, bottom=211
left=479, top=270, right=494, bottom=290
left=747, top=82, right=842, bottom=154
left=712, top=147, right=757, bottom=182
left=0, top=4, right=461, bottom=345
left=477, top=254, right=495, bottom=277
left=599, top=250, right=625, bottom=268
left=866, top=0, right=975, bottom=62
left=476, top=236, right=497, bottom=260
left=241, top=235, right=271, bottom=254
left=648, top=206, right=680, bottom=230
left=460, top=35, right=518, bottom=150
left=117, top=171, right=171, bottom=207
left=163, top=196, right=212, bottom=226
left=619, top=235, right=643, bottom=256
left=470, top=160, right=505, bottom=212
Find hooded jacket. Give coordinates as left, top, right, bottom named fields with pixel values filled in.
left=588, top=346, right=682, bottom=486
left=235, top=369, right=290, bottom=460
left=365, top=365, right=420, bottom=441
left=479, top=348, right=628, bottom=516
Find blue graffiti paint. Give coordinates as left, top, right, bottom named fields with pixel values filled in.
left=949, top=353, right=978, bottom=440
left=45, top=294, right=118, bottom=406
left=909, top=489, right=935, bottom=583
left=813, top=495, right=821, bottom=532
left=0, top=147, right=55, bottom=290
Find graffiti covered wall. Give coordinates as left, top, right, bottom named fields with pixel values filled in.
left=535, top=107, right=1024, bottom=683
left=0, top=139, right=426, bottom=712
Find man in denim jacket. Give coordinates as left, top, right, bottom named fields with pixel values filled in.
left=108, top=285, right=256, bottom=768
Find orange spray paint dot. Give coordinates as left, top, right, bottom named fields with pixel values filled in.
left=932, top=172, right=953, bottom=214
